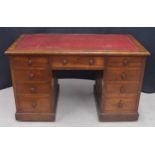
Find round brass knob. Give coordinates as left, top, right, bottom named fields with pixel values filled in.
left=118, top=101, right=123, bottom=108
left=120, top=72, right=127, bottom=80
left=120, top=86, right=126, bottom=93
left=32, top=102, right=37, bottom=109
left=29, top=73, right=35, bottom=79
left=122, top=59, right=129, bottom=66
left=89, top=58, right=95, bottom=65
left=30, top=87, right=36, bottom=93
left=62, top=59, right=68, bottom=65
left=28, top=58, right=33, bottom=65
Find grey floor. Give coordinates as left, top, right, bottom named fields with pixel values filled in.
left=0, top=79, right=155, bottom=127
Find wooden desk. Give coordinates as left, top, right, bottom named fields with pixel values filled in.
left=6, top=34, right=150, bottom=122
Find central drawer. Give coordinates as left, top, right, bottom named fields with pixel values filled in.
left=51, top=56, right=104, bottom=70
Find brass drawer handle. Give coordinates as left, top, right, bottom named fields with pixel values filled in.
left=118, top=100, right=123, bottom=108
left=122, top=59, right=129, bottom=66
left=30, top=87, right=36, bottom=93
left=29, top=73, right=35, bottom=79
left=32, top=102, right=37, bottom=109
left=62, top=59, right=68, bottom=65
left=89, top=58, right=95, bottom=65
left=120, top=86, right=126, bottom=93
left=120, top=72, right=127, bottom=80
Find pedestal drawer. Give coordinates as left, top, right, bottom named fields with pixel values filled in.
left=104, top=81, right=139, bottom=95
left=17, top=95, right=52, bottom=113
left=11, top=56, right=48, bottom=68
left=104, top=68, right=142, bottom=81
left=103, top=98, right=137, bottom=113
left=16, top=82, right=51, bottom=95
left=14, top=69, right=51, bottom=82
left=107, top=56, right=145, bottom=67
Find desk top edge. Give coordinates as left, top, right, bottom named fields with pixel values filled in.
left=5, top=34, right=150, bottom=56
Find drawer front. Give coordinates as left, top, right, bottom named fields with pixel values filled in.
left=107, top=56, right=145, bottom=67
left=105, top=68, right=141, bottom=81
left=104, top=82, right=139, bottom=94
left=12, top=56, right=48, bottom=68
left=17, top=95, right=52, bottom=113
left=16, top=82, right=51, bottom=95
left=51, top=56, right=104, bottom=69
left=103, top=98, right=137, bottom=113
left=14, top=69, right=50, bottom=82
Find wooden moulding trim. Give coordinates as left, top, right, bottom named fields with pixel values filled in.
left=5, top=50, right=150, bottom=56
left=6, top=34, right=25, bottom=51
left=128, top=34, right=150, bottom=56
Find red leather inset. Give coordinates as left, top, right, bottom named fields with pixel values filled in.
left=15, top=34, right=140, bottom=51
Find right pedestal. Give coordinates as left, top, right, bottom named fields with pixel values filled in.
left=95, top=56, right=146, bottom=122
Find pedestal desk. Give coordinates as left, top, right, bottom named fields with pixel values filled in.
left=6, top=34, right=150, bottom=122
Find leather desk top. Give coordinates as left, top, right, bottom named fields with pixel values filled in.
left=6, top=34, right=150, bottom=56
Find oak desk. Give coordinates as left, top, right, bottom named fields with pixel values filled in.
left=6, top=34, right=150, bottom=122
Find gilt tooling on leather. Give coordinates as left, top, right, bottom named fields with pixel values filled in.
left=15, top=34, right=140, bottom=51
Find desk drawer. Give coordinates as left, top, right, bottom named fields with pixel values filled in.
left=11, top=56, right=48, bottom=68
left=107, top=56, right=145, bottom=67
left=105, top=68, right=142, bottom=81
left=51, top=56, right=104, bottom=69
left=14, top=69, right=51, bottom=82
left=105, top=81, right=139, bottom=94
left=103, top=98, right=137, bottom=113
left=16, top=82, right=51, bottom=95
left=17, top=95, right=52, bottom=113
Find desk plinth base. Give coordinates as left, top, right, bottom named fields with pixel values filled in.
left=93, top=84, right=139, bottom=122
left=98, top=112, right=139, bottom=122
left=15, top=113, right=56, bottom=121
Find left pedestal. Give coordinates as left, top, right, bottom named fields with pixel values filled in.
left=9, top=55, right=58, bottom=121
